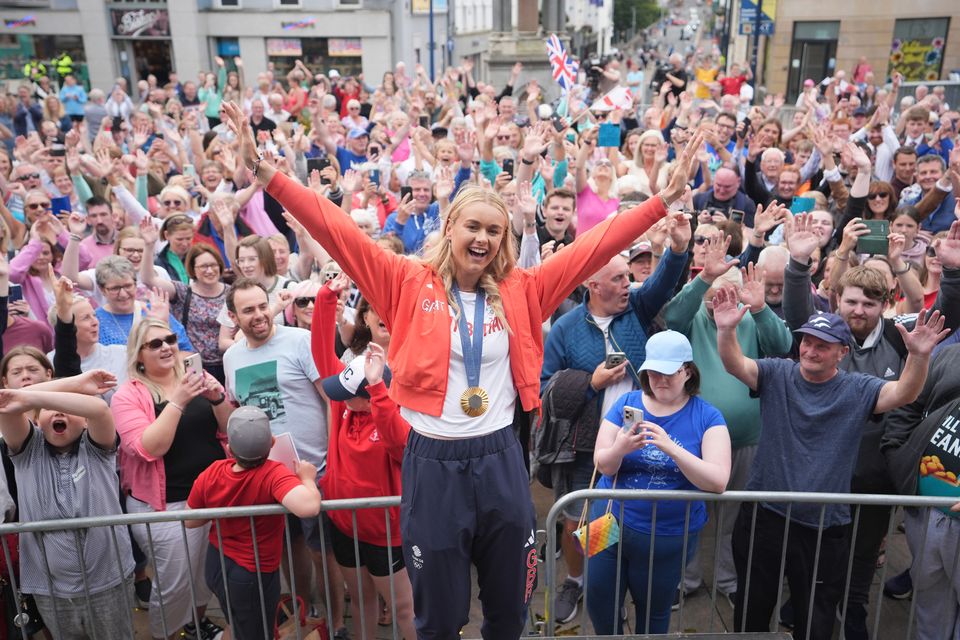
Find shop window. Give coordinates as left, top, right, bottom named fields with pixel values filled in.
left=267, top=37, right=361, bottom=79
left=889, top=18, right=949, bottom=82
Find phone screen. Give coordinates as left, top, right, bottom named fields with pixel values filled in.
left=502, top=158, right=514, bottom=177
left=8, top=284, right=22, bottom=304
left=400, top=186, right=413, bottom=201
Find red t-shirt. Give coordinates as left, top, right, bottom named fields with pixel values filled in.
left=719, top=74, right=747, bottom=96
left=188, top=459, right=303, bottom=572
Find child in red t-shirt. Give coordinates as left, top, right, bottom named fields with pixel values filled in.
left=187, top=406, right=321, bottom=640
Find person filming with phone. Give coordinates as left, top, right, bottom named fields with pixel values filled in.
left=540, top=214, right=691, bottom=624
left=589, top=330, right=731, bottom=634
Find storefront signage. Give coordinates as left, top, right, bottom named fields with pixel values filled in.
left=738, top=0, right=775, bottom=36
left=328, top=38, right=362, bottom=57
left=111, top=8, right=170, bottom=38
left=411, top=0, right=448, bottom=14
left=282, top=17, right=316, bottom=30
left=266, top=38, right=302, bottom=57
left=888, top=19, right=949, bottom=82
left=4, top=16, right=36, bottom=29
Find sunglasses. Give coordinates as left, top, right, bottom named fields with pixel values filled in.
left=868, top=192, right=889, bottom=200
left=693, top=236, right=710, bottom=245
left=16, top=173, right=40, bottom=181
left=26, top=202, right=52, bottom=209
left=294, top=297, right=314, bottom=308
left=142, top=333, right=178, bottom=351
left=162, top=200, right=185, bottom=208
left=927, top=246, right=938, bottom=258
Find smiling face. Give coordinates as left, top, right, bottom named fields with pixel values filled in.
left=409, top=177, right=433, bottom=212
left=445, top=202, right=507, bottom=287
left=810, top=210, right=835, bottom=246
left=117, top=237, right=145, bottom=267
left=916, top=159, right=943, bottom=192
left=712, top=168, right=740, bottom=201
left=837, top=284, right=885, bottom=339
left=235, top=245, right=264, bottom=280
left=867, top=190, right=891, bottom=216
left=138, top=326, right=180, bottom=378
left=228, top=286, right=273, bottom=345
left=543, top=194, right=574, bottom=237
left=798, top=334, right=848, bottom=382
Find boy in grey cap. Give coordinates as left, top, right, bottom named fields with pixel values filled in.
left=187, top=406, right=321, bottom=640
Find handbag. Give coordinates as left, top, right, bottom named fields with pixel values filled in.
left=274, top=594, right=329, bottom=640
left=571, top=465, right=621, bottom=558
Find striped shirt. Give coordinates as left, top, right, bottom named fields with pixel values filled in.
left=10, top=427, right=134, bottom=596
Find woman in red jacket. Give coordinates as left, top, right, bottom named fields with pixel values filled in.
left=311, top=274, right=416, bottom=639
left=223, top=101, right=701, bottom=640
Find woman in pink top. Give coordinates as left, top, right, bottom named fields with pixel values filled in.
left=575, top=128, right=620, bottom=234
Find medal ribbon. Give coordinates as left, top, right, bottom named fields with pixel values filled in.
left=452, top=283, right=485, bottom=390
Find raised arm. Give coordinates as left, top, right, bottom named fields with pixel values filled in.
left=0, top=388, right=114, bottom=452
left=712, top=286, right=760, bottom=390
left=138, top=218, right=175, bottom=295
left=874, top=309, right=949, bottom=414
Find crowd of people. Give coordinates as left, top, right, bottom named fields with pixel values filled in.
left=0, top=34, right=958, bottom=640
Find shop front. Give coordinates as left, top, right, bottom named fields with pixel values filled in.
left=265, top=35, right=362, bottom=79
left=110, top=7, right=174, bottom=86
left=0, top=16, right=86, bottom=86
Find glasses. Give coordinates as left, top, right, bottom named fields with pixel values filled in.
left=693, top=236, right=710, bottom=245
left=162, top=200, right=185, bottom=208
left=103, top=282, right=136, bottom=295
left=294, top=297, right=315, bottom=308
left=141, top=333, right=178, bottom=351
left=16, top=173, right=40, bottom=182
left=194, top=262, right=220, bottom=272
left=868, top=193, right=889, bottom=200
left=927, top=246, right=938, bottom=258
left=26, top=202, right=51, bottom=209
left=495, top=135, right=511, bottom=141
left=120, top=247, right=145, bottom=254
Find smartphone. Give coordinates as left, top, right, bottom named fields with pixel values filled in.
left=307, top=157, right=332, bottom=184
left=183, top=164, right=196, bottom=179
left=369, top=169, right=380, bottom=186
left=552, top=116, right=566, bottom=133
left=730, top=209, right=744, bottom=224
left=8, top=284, right=22, bottom=304
left=598, top=122, right=620, bottom=148
left=605, top=352, right=627, bottom=369
left=790, top=196, right=816, bottom=214
left=622, top=406, right=644, bottom=433
left=419, top=115, right=429, bottom=129
left=738, top=117, right=751, bottom=140
left=856, top=219, right=890, bottom=256
left=184, top=353, right=202, bottom=378
left=502, top=158, right=515, bottom=178
left=400, top=185, right=413, bottom=201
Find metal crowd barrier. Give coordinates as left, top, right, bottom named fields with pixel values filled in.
left=544, top=489, right=960, bottom=638
left=1, top=491, right=957, bottom=639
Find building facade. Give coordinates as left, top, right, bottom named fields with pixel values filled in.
left=764, top=0, right=960, bottom=100
left=0, top=0, right=480, bottom=91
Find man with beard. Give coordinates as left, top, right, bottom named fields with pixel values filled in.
left=222, top=278, right=346, bottom=636
left=782, top=215, right=960, bottom=639
left=692, top=167, right=757, bottom=225
left=79, top=197, right=120, bottom=265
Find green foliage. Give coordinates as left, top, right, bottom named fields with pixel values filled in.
left=613, top=0, right=661, bottom=35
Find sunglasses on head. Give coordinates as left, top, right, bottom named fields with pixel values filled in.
left=294, top=297, right=314, bottom=308
left=868, top=192, right=889, bottom=200
left=927, top=246, right=938, bottom=258
left=142, top=334, right=178, bottom=351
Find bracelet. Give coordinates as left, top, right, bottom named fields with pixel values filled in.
left=252, top=156, right=263, bottom=177
left=167, top=401, right=185, bottom=413
left=69, top=233, right=82, bottom=242
left=210, top=393, right=227, bottom=406
left=894, top=262, right=911, bottom=275
left=521, top=158, right=535, bottom=165
left=834, top=250, right=849, bottom=261
left=657, top=194, right=670, bottom=210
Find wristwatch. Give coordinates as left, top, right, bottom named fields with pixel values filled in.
left=210, top=393, right=227, bottom=406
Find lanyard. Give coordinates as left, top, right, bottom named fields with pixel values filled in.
left=451, top=283, right=485, bottom=389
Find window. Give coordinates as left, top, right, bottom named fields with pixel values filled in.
left=216, top=0, right=241, bottom=7
left=337, top=0, right=361, bottom=6
left=275, top=0, right=301, bottom=6
left=889, top=18, right=950, bottom=82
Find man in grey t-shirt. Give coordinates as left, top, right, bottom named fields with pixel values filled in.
left=713, top=292, right=945, bottom=640
left=222, top=278, right=345, bottom=633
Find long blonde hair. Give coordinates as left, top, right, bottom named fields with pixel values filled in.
left=422, top=185, right=516, bottom=330
left=127, top=319, right=184, bottom=401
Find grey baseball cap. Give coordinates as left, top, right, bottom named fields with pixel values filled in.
left=227, top=406, right=273, bottom=463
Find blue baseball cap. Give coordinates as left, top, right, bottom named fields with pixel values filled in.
left=794, top=312, right=853, bottom=345
left=321, top=354, right=392, bottom=401
left=639, top=331, right=694, bottom=375
left=347, top=127, right=369, bottom=140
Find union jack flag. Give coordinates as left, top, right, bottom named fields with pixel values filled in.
left=546, top=33, right=578, bottom=92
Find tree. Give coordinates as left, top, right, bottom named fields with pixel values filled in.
left=613, top=0, right=661, bottom=38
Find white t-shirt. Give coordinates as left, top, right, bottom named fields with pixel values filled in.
left=591, top=314, right=636, bottom=420
left=48, top=342, right=128, bottom=405
left=402, top=291, right=515, bottom=438
left=223, top=326, right=328, bottom=468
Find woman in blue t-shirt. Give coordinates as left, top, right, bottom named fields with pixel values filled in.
left=588, top=330, right=731, bottom=634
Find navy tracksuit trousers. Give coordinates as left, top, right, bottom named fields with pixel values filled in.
left=400, top=427, right=537, bottom=640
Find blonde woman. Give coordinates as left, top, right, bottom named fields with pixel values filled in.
left=111, top=319, right=232, bottom=640
left=627, top=129, right=671, bottom=197
left=224, top=101, right=703, bottom=639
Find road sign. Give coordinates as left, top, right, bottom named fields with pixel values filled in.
left=739, top=0, right=775, bottom=36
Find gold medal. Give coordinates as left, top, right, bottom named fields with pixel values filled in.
left=460, top=386, right=489, bottom=417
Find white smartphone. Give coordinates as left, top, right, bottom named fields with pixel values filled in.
left=184, top=353, right=202, bottom=378
left=622, top=406, right=644, bottom=434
